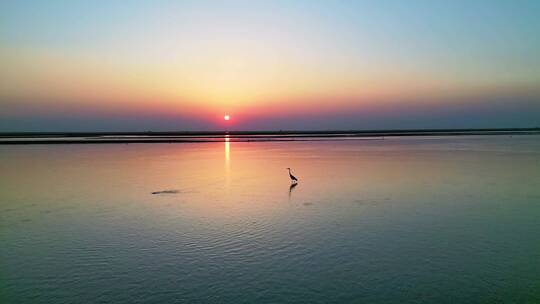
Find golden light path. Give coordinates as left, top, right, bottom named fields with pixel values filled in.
left=225, top=135, right=230, bottom=188
left=225, top=135, right=230, bottom=167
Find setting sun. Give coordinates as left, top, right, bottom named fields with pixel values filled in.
left=224, top=115, right=230, bottom=121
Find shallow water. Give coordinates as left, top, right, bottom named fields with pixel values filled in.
left=1, top=135, right=540, bottom=303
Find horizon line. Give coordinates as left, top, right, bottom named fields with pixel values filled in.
left=1, top=127, right=539, bottom=145
left=1, top=127, right=540, bottom=137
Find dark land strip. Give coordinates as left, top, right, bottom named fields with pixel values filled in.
left=0, top=128, right=539, bottom=145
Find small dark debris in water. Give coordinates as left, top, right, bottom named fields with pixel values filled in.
left=303, top=202, right=314, bottom=206
left=152, top=190, right=180, bottom=195
left=21, top=219, right=31, bottom=223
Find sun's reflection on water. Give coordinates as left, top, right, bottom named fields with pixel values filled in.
left=225, top=135, right=230, bottom=166
left=225, top=135, right=230, bottom=187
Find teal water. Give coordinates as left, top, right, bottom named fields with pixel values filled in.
left=1, top=136, right=540, bottom=303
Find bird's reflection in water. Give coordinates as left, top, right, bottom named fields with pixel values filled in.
left=288, top=182, right=298, bottom=201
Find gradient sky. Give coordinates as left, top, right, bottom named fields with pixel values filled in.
left=1, top=0, right=539, bottom=131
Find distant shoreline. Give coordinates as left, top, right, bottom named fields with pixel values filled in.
left=1, top=128, right=539, bottom=145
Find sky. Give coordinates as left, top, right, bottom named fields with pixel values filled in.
left=1, top=0, right=539, bottom=131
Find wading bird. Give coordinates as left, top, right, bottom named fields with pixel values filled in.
left=287, top=168, right=298, bottom=184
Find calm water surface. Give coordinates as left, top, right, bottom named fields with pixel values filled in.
left=1, top=136, right=540, bottom=303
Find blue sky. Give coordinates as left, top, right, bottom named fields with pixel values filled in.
left=1, top=0, right=539, bottom=131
